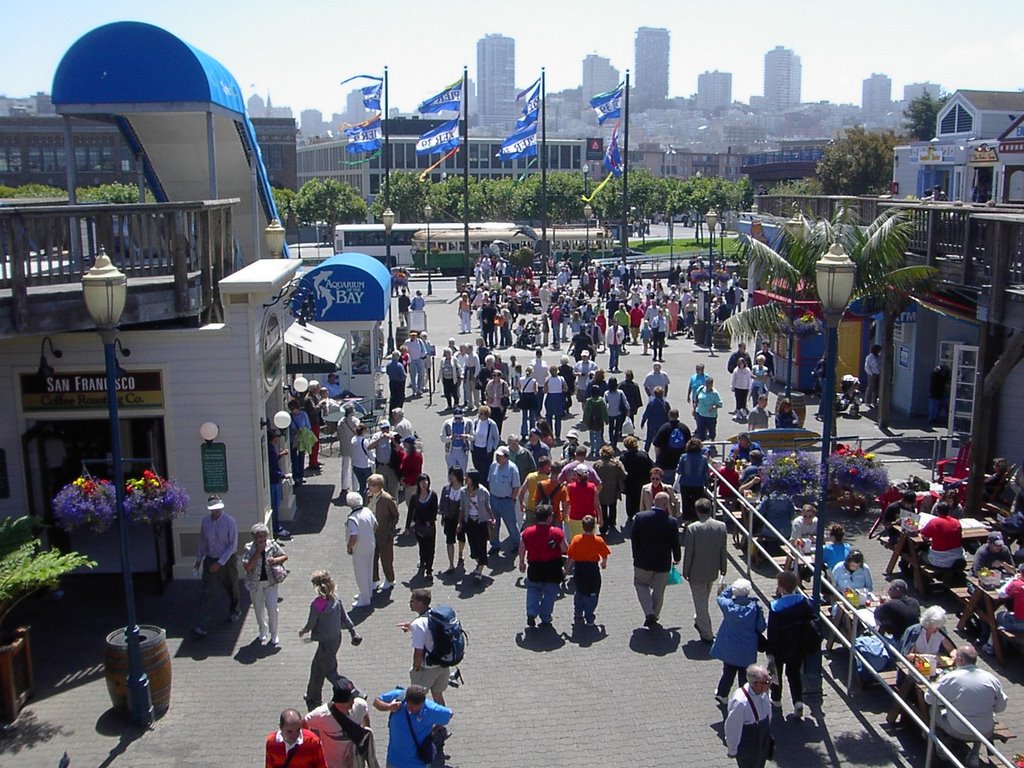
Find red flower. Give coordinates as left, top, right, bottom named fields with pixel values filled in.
left=850, top=468, right=859, bottom=476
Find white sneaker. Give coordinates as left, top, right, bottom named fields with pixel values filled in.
left=378, top=580, right=394, bottom=591
left=371, top=581, right=382, bottom=590
left=794, top=701, right=804, bottom=718
left=258, top=634, right=269, bottom=644
left=270, top=635, right=280, bottom=646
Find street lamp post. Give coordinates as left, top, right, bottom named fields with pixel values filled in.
left=783, top=208, right=803, bottom=399
left=424, top=204, right=433, bottom=296
left=583, top=202, right=593, bottom=255
left=704, top=210, right=718, bottom=352
left=82, top=248, right=153, bottom=727
left=807, top=241, right=857, bottom=693
left=383, top=207, right=395, bottom=352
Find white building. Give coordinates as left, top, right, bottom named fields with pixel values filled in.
left=476, top=34, right=516, bottom=129
left=862, top=73, right=892, bottom=118
left=634, top=27, right=670, bottom=109
left=582, top=54, right=619, bottom=101
left=697, top=71, right=732, bottom=112
left=763, top=46, right=801, bottom=113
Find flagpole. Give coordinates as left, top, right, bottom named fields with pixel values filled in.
left=540, top=68, right=548, bottom=276
left=384, top=66, right=391, bottom=218
left=621, top=71, right=630, bottom=256
left=462, top=66, right=470, bottom=281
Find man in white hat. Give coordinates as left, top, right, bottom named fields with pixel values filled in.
left=488, top=446, right=522, bottom=556
left=346, top=491, right=378, bottom=608
left=573, top=351, right=596, bottom=406
left=193, top=494, right=240, bottom=638
left=441, top=407, right=470, bottom=473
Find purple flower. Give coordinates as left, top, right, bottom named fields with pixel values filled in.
left=760, top=451, right=821, bottom=496
left=828, top=453, right=889, bottom=496
left=52, top=478, right=117, bottom=533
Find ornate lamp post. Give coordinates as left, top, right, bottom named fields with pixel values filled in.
left=82, top=248, right=153, bottom=727
left=807, top=241, right=856, bottom=692
left=424, top=204, right=433, bottom=296
left=783, top=207, right=804, bottom=398
left=383, top=207, right=395, bottom=352
left=264, top=218, right=286, bottom=258
left=583, top=202, right=593, bottom=255
left=704, top=209, right=718, bottom=353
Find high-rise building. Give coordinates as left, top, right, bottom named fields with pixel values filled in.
left=247, top=93, right=266, bottom=117
left=696, top=71, right=732, bottom=112
left=634, top=27, right=670, bottom=108
left=763, top=46, right=801, bottom=112
left=862, top=73, right=892, bottom=118
left=345, top=89, right=368, bottom=124
left=582, top=54, right=619, bottom=100
left=903, top=82, right=942, bottom=102
left=476, top=34, right=516, bottom=128
left=300, top=109, right=327, bottom=138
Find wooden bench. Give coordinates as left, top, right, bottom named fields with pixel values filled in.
left=727, top=428, right=821, bottom=453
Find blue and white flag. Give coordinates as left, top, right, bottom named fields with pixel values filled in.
left=497, top=123, right=537, bottom=161
left=515, top=77, right=541, bottom=129
left=590, top=83, right=624, bottom=125
left=340, top=74, right=383, bottom=110
left=416, top=119, right=461, bottom=155
left=343, top=116, right=382, bottom=154
left=604, top=123, right=622, bottom=177
left=418, top=79, right=463, bottom=114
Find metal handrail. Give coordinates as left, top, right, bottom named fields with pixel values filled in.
left=705, top=464, right=1016, bottom=768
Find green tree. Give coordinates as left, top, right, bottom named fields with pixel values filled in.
left=767, top=179, right=823, bottom=196
left=816, top=128, right=899, bottom=196
left=724, top=205, right=938, bottom=427
left=77, top=183, right=146, bottom=204
left=371, top=172, right=431, bottom=223
left=8, top=183, right=64, bottom=198
left=272, top=187, right=298, bottom=220
left=296, top=178, right=366, bottom=226
left=903, top=92, right=949, bottom=141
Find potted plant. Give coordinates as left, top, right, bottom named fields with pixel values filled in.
left=51, top=474, right=117, bottom=534
left=791, top=312, right=822, bottom=338
left=0, top=516, right=94, bottom=721
left=760, top=451, right=820, bottom=497
left=828, top=446, right=890, bottom=515
left=123, top=470, right=190, bottom=525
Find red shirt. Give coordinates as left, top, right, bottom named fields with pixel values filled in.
left=400, top=450, right=423, bottom=486
left=568, top=480, right=598, bottom=520
left=629, top=306, right=644, bottom=327
left=718, top=466, right=741, bottom=499
left=265, top=730, right=327, bottom=768
left=1005, top=579, right=1024, bottom=620
left=595, top=314, right=607, bottom=334
left=521, top=523, right=565, bottom=562
left=920, top=514, right=962, bottom=551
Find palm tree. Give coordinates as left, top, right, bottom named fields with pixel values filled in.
left=724, top=205, right=938, bottom=429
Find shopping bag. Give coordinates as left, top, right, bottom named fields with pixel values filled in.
left=667, top=566, right=683, bottom=585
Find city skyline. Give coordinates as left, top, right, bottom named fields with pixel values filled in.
left=2, top=0, right=1022, bottom=119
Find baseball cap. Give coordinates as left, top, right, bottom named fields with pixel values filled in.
left=453, top=407, right=464, bottom=416
left=332, top=677, right=361, bottom=703
left=495, top=446, right=510, bottom=457
left=988, top=532, right=1005, bottom=546
left=889, top=579, right=908, bottom=594
left=574, top=465, right=590, bottom=476
left=581, top=350, right=591, bottom=357
left=378, top=419, right=390, bottom=428
left=403, top=436, right=416, bottom=444
left=207, top=494, right=225, bottom=510
left=566, top=429, right=579, bottom=440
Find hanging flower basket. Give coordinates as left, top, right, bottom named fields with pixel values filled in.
left=760, top=451, right=821, bottom=497
left=791, top=312, right=822, bottom=338
left=828, top=446, right=890, bottom=497
left=52, top=476, right=117, bottom=534
left=124, top=471, right=190, bottom=525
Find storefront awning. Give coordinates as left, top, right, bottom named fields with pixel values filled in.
left=284, top=322, right=347, bottom=366
left=291, top=253, right=391, bottom=323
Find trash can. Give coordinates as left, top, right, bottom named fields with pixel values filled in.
left=788, top=392, right=807, bottom=427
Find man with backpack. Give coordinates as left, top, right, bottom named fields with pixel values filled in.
left=373, top=685, right=453, bottom=768
left=652, top=409, right=691, bottom=487
left=398, top=588, right=466, bottom=707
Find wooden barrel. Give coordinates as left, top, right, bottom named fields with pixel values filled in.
left=789, top=392, right=807, bottom=427
left=104, top=625, right=172, bottom=715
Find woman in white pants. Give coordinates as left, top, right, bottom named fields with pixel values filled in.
left=241, top=523, right=288, bottom=645
left=345, top=492, right=378, bottom=608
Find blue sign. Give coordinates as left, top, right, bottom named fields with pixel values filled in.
left=292, top=253, right=390, bottom=323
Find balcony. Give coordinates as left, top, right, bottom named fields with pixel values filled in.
left=0, top=199, right=237, bottom=337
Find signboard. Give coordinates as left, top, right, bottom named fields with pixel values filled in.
left=910, top=145, right=956, bottom=164
left=968, top=144, right=998, bottom=166
left=201, top=442, right=229, bottom=493
left=21, top=371, right=163, bottom=412
left=585, top=137, right=604, bottom=161
left=293, top=254, right=389, bottom=323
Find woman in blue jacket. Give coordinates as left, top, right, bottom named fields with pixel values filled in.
left=711, top=579, right=766, bottom=703
left=675, top=438, right=709, bottom=524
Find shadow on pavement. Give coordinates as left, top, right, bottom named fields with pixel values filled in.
left=563, top=621, right=608, bottom=648
left=93, top=710, right=147, bottom=767
left=679, top=638, right=714, bottom=660
left=233, top=637, right=282, bottom=665
left=515, top=624, right=566, bottom=652
left=290, top=484, right=334, bottom=536
left=628, top=626, right=681, bottom=656
left=0, top=710, right=69, bottom=755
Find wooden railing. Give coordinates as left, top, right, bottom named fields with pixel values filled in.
left=0, top=199, right=237, bottom=334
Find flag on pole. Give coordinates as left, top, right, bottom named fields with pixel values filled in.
left=339, top=74, right=383, bottom=110
left=497, top=123, right=537, bottom=161
left=589, top=83, right=624, bottom=125
left=604, top=123, right=622, bottom=177
left=418, top=79, right=463, bottom=114
left=515, top=77, right=541, bottom=128
left=416, top=119, right=462, bottom=155
left=343, top=116, right=382, bottom=154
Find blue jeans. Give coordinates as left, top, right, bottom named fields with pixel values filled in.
left=410, top=359, right=426, bottom=394
left=353, top=466, right=371, bottom=496
left=545, top=393, right=564, bottom=438
left=490, top=496, right=520, bottom=551
left=552, top=323, right=560, bottom=345
left=520, top=397, right=539, bottom=435
left=526, top=579, right=559, bottom=622
left=695, top=413, right=717, bottom=441
left=588, top=429, right=603, bottom=457
left=574, top=591, right=599, bottom=623
left=270, top=483, right=283, bottom=533
left=609, top=344, right=620, bottom=370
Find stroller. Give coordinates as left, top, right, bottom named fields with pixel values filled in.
left=514, top=318, right=541, bottom=350
left=837, top=374, right=862, bottom=416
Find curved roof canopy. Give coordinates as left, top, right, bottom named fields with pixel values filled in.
left=292, top=254, right=391, bottom=323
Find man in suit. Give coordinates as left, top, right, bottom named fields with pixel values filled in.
left=683, top=497, right=728, bottom=643
left=631, top=491, right=682, bottom=629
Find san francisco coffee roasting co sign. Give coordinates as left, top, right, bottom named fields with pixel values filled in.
left=21, top=371, right=164, bottom=411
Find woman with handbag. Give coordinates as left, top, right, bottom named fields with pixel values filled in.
left=241, top=523, right=288, bottom=646
left=711, top=579, right=766, bottom=704
left=410, top=474, right=439, bottom=577
left=439, top=467, right=466, bottom=575
left=458, top=469, right=494, bottom=583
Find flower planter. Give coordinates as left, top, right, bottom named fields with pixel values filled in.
left=0, top=627, right=33, bottom=723
left=104, top=625, right=172, bottom=716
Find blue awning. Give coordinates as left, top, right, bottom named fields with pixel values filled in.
left=293, top=254, right=391, bottom=323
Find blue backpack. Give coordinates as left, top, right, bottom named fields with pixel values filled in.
left=425, top=605, right=467, bottom=667
left=668, top=425, right=687, bottom=450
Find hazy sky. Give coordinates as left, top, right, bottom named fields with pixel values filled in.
left=3, top=0, right=1022, bottom=118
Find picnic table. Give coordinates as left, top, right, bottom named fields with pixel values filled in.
left=956, top=575, right=1016, bottom=665
left=882, top=514, right=990, bottom=594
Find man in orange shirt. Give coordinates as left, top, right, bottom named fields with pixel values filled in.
left=265, top=708, right=327, bottom=768
left=567, top=514, right=611, bottom=625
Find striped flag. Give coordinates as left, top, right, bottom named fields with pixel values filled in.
left=497, top=123, right=537, bottom=161
left=515, top=77, right=541, bottom=128
left=416, top=119, right=461, bottom=155
left=339, top=74, right=383, bottom=110
left=343, top=116, right=382, bottom=154
left=604, top=123, right=622, bottom=177
left=418, top=79, right=463, bottom=114
left=590, top=83, right=624, bottom=125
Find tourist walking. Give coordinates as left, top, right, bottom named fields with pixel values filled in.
left=299, top=570, right=363, bottom=709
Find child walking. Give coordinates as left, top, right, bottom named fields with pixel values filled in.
left=566, top=515, right=610, bottom=625
left=298, top=570, right=362, bottom=708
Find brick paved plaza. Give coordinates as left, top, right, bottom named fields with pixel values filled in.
left=1, top=275, right=1020, bottom=767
